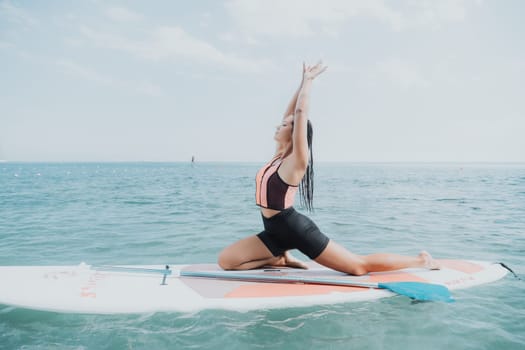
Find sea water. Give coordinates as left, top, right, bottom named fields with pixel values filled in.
left=0, top=162, right=524, bottom=350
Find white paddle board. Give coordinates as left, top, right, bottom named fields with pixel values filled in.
left=0, top=260, right=508, bottom=314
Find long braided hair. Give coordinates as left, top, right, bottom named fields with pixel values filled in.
left=299, top=120, right=314, bottom=212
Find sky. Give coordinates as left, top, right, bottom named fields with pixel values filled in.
left=0, top=0, right=524, bottom=162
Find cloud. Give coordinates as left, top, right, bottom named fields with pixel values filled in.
left=327, top=58, right=429, bottom=89
left=56, top=59, right=164, bottom=97
left=57, top=59, right=112, bottom=85
left=225, top=0, right=376, bottom=37
left=0, top=1, right=39, bottom=29
left=374, top=58, right=429, bottom=89
left=0, top=40, right=13, bottom=49
left=0, top=0, right=38, bottom=27
left=80, top=25, right=272, bottom=73
left=104, top=6, right=144, bottom=22
left=199, top=12, right=212, bottom=28
left=224, top=0, right=478, bottom=38
left=409, top=0, right=470, bottom=30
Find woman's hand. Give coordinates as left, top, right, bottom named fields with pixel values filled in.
left=303, top=60, right=327, bottom=81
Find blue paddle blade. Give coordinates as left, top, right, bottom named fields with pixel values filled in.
left=378, top=282, right=454, bottom=302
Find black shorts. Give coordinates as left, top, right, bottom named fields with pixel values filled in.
left=257, top=207, right=330, bottom=259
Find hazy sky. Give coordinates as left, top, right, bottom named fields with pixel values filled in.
left=1, top=0, right=524, bottom=162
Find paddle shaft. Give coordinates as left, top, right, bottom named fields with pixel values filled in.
left=91, top=266, right=378, bottom=288
left=180, top=270, right=380, bottom=289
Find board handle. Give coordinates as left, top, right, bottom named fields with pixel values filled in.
left=88, top=264, right=173, bottom=285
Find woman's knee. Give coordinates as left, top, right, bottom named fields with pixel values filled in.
left=217, top=235, right=275, bottom=271
left=347, top=262, right=368, bottom=276
left=218, top=248, right=237, bottom=270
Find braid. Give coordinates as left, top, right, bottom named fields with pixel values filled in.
left=299, top=120, right=314, bottom=212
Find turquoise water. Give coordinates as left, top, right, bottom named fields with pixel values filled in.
left=1, top=162, right=524, bottom=349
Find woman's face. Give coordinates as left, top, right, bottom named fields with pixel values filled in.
left=274, top=115, right=293, bottom=143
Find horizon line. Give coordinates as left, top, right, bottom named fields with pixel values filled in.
left=1, top=160, right=525, bottom=164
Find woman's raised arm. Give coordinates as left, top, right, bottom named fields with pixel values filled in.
left=291, top=62, right=327, bottom=169
left=282, top=74, right=304, bottom=120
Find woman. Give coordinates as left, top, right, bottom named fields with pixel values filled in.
left=218, top=61, right=439, bottom=275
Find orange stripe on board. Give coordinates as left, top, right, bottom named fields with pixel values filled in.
left=438, top=260, right=483, bottom=274
left=226, top=283, right=366, bottom=298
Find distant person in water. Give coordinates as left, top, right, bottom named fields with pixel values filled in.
left=218, top=61, right=440, bottom=274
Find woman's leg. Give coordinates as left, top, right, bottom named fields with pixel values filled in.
left=218, top=235, right=309, bottom=270
left=218, top=235, right=280, bottom=270
left=315, top=240, right=439, bottom=276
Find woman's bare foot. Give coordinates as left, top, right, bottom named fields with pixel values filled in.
left=272, top=251, right=309, bottom=269
left=419, top=251, right=441, bottom=270
left=284, top=251, right=309, bottom=269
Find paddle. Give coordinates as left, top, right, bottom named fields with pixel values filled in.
left=180, top=270, right=454, bottom=302
left=88, top=265, right=453, bottom=302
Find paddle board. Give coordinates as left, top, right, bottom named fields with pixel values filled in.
left=0, top=260, right=508, bottom=314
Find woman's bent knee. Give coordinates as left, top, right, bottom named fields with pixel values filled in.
left=346, top=257, right=368, bottom=276
left=347, top=264, right=368, bottom=276
left=218, top=249, right=236, bottom=270
left=217, top=235, right=276, bottom=271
